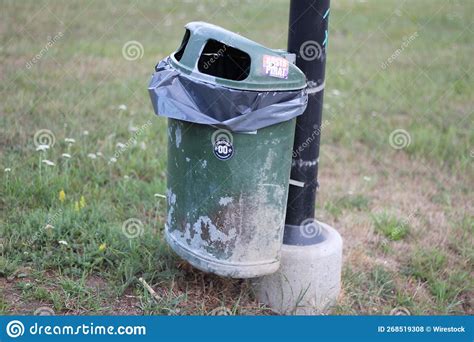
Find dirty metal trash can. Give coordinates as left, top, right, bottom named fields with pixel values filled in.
left=148, top=22, right=307, bottom=278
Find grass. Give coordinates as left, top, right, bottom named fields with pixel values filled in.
left=372, top=212, right=410, bottom=241
left=336, top=265, right=398, bottom=315
left=1, top=0, right=473, bottom=315
left=404, top=248, right=472, bottom=313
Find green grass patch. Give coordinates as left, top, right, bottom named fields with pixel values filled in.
left=372, top=213, right=410, bottom=241
left=338, top=194, right=370, bottom=211
left=324, top=194, right=370, bottom=219
left=405, top=248, right=471, bottom=313
left=338, top=265, right=398, bottom=314
left=0, top=292, right=9, bottom=314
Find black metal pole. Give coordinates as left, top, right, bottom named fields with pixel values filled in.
left=284, top=0, right=330, bottom=245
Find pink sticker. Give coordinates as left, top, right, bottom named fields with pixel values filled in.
left=262, top=55, right=289, bottom=79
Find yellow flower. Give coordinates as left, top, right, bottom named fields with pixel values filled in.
left=79, top=196, right=86, bottom=208
left=98, top=243, right=107, bottom=252
left=59, top=189, right=66, bottom=202
left=74, top=201, right=80, bottom=212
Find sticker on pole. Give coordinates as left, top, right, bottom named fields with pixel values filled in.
left=211, top=129, right=234, bottom=161
left=262, top=55, right=289, bottom=79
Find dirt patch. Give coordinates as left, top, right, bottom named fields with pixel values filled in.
left=166, top=261, right=272, bottom=315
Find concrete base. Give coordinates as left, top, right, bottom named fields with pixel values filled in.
left=253, top=221, right=343, bottom=315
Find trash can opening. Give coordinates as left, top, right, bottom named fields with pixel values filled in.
left=174, top=29, right=190, bottom=62
left=198, top=39, right=251, bottom=81
left=148, top=22, right=308, bottom=132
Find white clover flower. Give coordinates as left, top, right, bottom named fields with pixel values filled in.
left=116, top=142, right=126, bottom=149
left=42, top=160, right=55, bottom=166
left=87, top=153, right=97, bottom=159
left=331, top=89, right=341, bottom=96
left=65, top=138, right=76, bottom=144
left=44, top=224, right=54, bottom=230
left=118, top=104, right=127, bottom=111
left=109, top=157, right=117, bottom=164
left=36, top=144, right=50, bottom=151
left=140, top=142, right=147, bottom=150
left=82, top=130, right=89, bottom=136
left=58, top=240, right=68, bottom=246
left=4, top=168, right=11, bottom=172
left=96, top=152, right=103, bottom=157
left=363, top=176, right=371, bottom=182
left=61, top=153, right=71, bottom=159
left=124, top=175, right=130, bottom=180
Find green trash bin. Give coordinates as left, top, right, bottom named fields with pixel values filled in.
left=148, top=22, right=307, bottom=278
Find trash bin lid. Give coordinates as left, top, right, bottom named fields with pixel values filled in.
left=168, top=22, right=307, bottom=92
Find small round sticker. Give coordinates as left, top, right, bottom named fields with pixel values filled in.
left=213, top=139, right=234, bottom=160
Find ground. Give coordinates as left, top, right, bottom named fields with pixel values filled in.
left=0, top=0, right=472, bottom=315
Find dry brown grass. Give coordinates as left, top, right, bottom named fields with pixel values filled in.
left=318, top=143, right=473, bottom=314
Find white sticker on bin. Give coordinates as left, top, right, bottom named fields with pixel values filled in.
left=263, top=55, right=289, bottom=79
